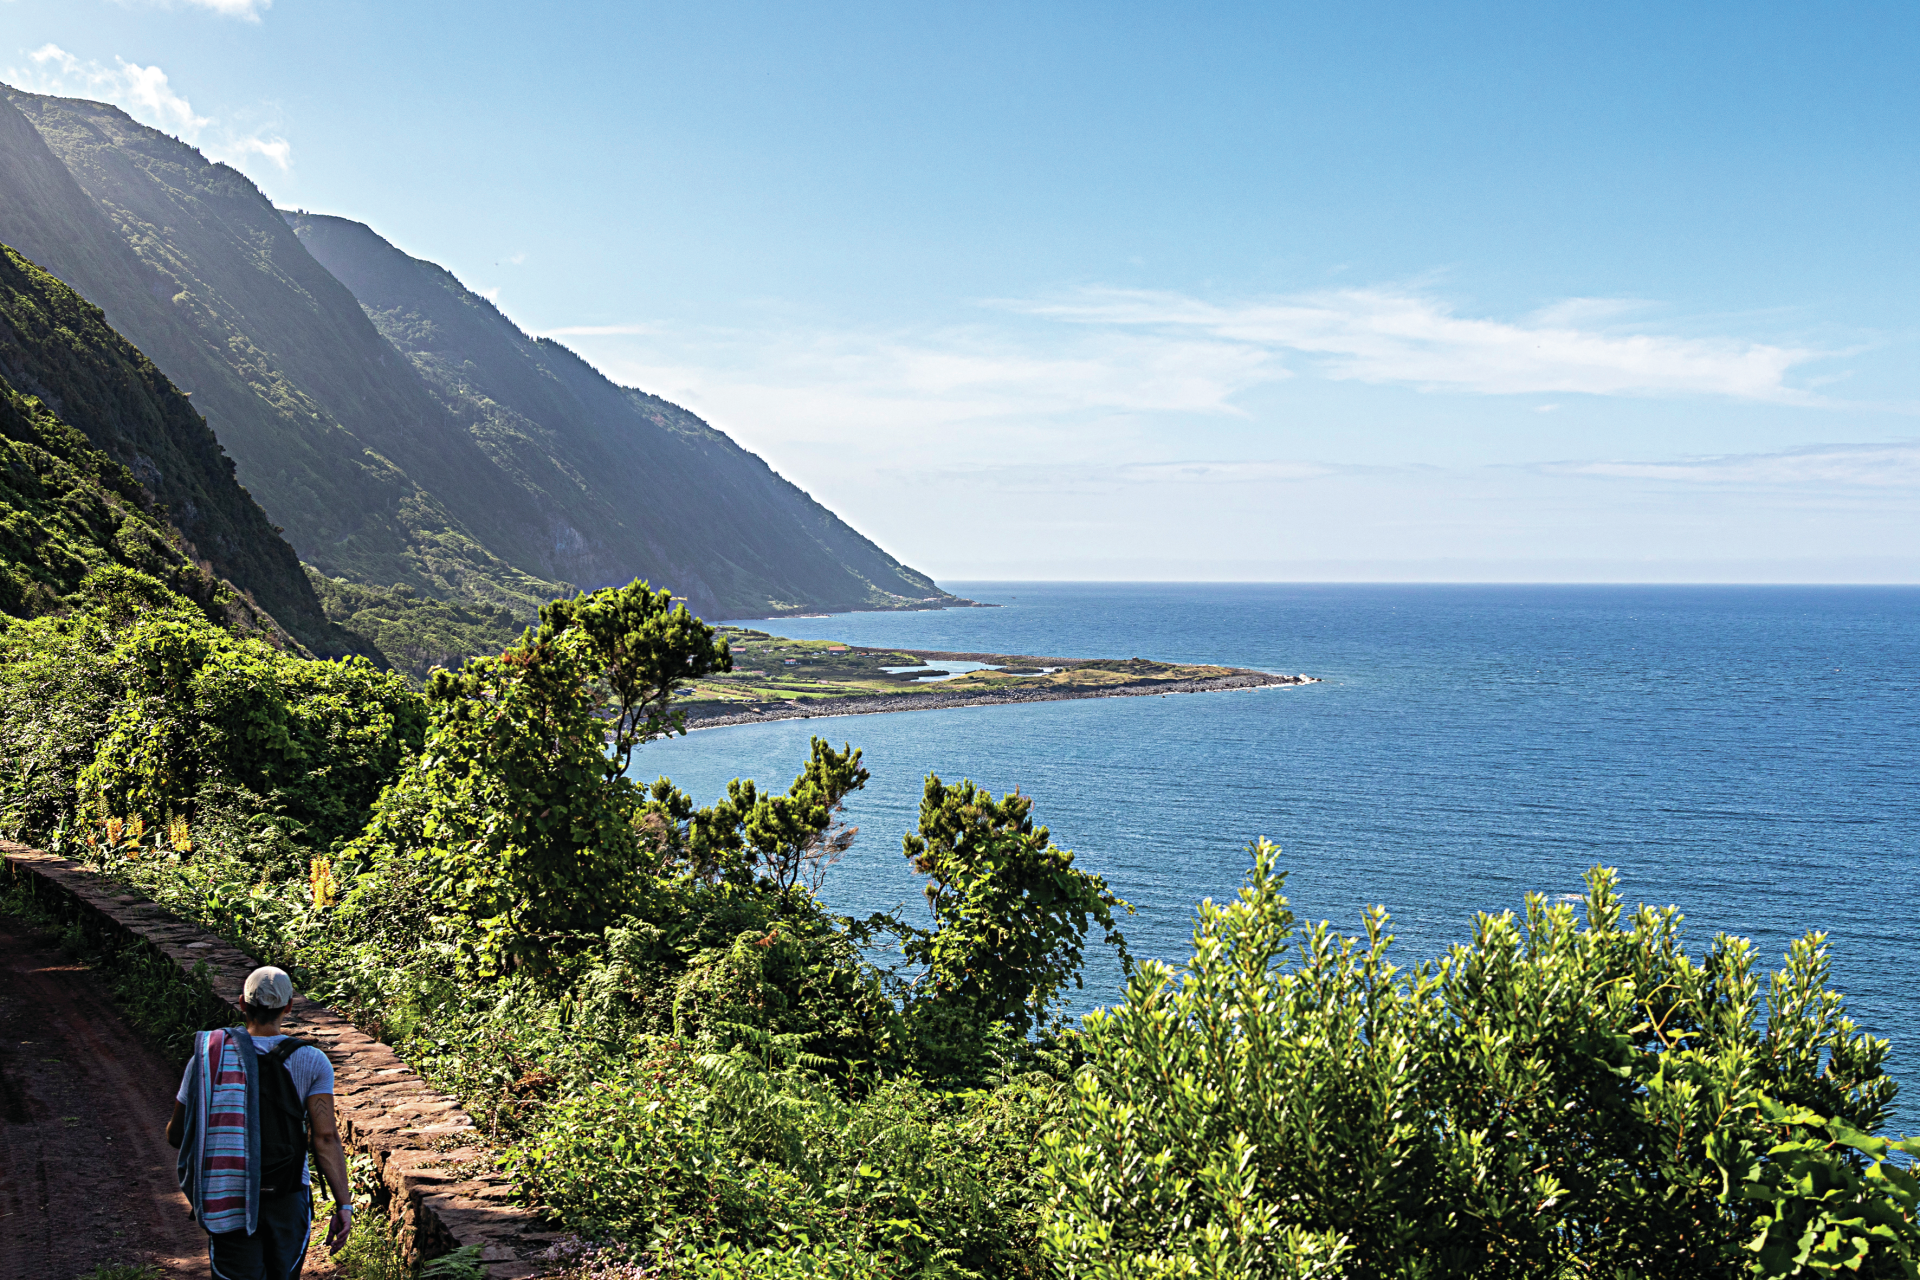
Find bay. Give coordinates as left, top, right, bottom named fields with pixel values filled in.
left=639, top=582, right=1920, bottom=1122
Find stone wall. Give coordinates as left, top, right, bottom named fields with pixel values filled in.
left=1, top=843, right=559, bottom=1278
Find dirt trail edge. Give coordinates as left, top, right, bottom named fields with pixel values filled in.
left=0, top=913, right=210, bottom=1280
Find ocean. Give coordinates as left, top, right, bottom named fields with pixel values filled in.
left=639, top=583, right=1919, bottom=1121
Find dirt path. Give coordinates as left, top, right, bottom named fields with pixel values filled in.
left=0, top=914, right=210, bottom=1280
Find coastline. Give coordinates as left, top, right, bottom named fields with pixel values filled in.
left=681, top=669, right=1319, bottom=731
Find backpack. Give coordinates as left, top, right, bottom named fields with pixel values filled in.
left=258, top=1038, right=319, bottom=1199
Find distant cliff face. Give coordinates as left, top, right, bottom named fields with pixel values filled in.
left=0, top=83, right=963, bottom=629
left=285, top=212, right=956, bottom=618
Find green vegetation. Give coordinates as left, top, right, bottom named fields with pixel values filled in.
left=306, top=570, right=526, bottom=682
left=2, top=575, right=1915, bottom=1279
left=680, top=627, right=1240, bottom=713
left=1045, top=843, right=1915, bottom=1278
left=0, top=566, right=420, bottom=850
left=0, top=243, right=304, bottom=640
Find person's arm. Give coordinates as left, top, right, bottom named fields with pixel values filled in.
left=166, top=1100, right=185, bottom=1149
left=307, top=1094, right=354, bottom=1253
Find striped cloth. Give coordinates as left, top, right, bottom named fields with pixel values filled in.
left=177, top=1027, right=262, bottom=1236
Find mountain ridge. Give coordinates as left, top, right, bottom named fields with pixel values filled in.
left=0, top=83, right=968, bottom=645
left=0, top=91, right=343, bottom=650
left=284, top=210, right=957, bottom=618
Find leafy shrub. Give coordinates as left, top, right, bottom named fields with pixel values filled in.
left=343, top=579, right=730, bottom=973
left=0, top=566, right=423, bottom=849
left=1040, top=840, right=1914, bottom=1279
left=903, top=775, right=1132, bottom=1055
left=509, top=1038, right=1055, bottom=1274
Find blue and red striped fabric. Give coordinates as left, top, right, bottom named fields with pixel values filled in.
left=184, top=1028, right=257, bottom=1234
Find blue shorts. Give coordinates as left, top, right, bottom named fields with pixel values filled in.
left=207, top=1186, right=312, bottom=1280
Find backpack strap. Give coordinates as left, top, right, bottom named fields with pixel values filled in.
left=266, top=1037, right=317, bottom=1069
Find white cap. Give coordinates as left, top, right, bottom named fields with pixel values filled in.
left=243, top=966, right=293, bottom=1009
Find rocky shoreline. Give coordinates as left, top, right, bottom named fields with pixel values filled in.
left=681, top=669, right=1320, bottom=731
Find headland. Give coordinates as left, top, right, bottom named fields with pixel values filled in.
left=677, top=627, right=1319, bottom=729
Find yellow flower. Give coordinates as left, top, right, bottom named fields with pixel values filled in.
left=310, top=858, right=339, bottom=909
left=167, top=815, right=193, bottom=855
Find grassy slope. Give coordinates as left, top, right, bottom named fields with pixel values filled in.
left=0, top=245, right=288, bottom=640
left=285, top=211, right=963, bottom=619
left=0, top=96, right=346, bottom=652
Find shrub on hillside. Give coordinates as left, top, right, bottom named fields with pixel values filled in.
left=0, top=566, right=422, bottom=850
left=1040, top=841, right=1917, bottom=1279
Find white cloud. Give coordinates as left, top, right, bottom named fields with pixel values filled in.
left=545, top=323, right=664, bottom=337
left=556, top=283, right=1830, bottom=483
left=1016, top=287, right=1821, bottom=403
left=225, top=132, right=291, bottom=171
left=11, top=45, right=289, bottom=172
left=1542, top=442, right=1920, bottom=488
left=25, top=45, right=210, bottom=136
left=116, top=0, right=271, bottom=21
left=562, top=321, right=1280, bottom=446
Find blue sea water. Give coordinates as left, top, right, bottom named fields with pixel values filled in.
left=639, top=583, right=1919, bottom=1121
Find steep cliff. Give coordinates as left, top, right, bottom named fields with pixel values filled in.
left=0, top=96, right=344, bottom=650
left=0, top=84, right=964, bottom=628
left=285, top=212, right=958, bottom=617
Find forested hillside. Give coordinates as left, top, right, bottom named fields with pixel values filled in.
left=0, top=85, right=965, bottom=643
left=0, top=242, right=312, bottom=644
left=0, top=87, right=570, bottom=626
left=287, top=211, right=955, bottom=618
left=0, top=98, right=342, bottom=650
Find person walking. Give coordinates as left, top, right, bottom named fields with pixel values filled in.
left=167, top=966, right=354, bottom=1279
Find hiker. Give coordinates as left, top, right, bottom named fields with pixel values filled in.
left=166, top=966, right=354, bottom=1278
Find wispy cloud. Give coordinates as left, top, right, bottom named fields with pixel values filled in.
left=223, top=132, right=291, bottom=171
left=898, top=458, right=1339, bottom=494
left=1111, top=460, right=1333, bottom=484
left=11, top=44, right=290, bottom=172
left=1541, top=442, right=1920, bottom=488
left=545, top=323, right=665, bottom=337
left=558, top=284, right=1833, bottom=470
left=1016, top=287, right=1823, bottom=403
left=115, top=0, right=272, bottom=21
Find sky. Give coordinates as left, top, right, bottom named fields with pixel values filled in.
left=5, top=1, right=1918, bottom=582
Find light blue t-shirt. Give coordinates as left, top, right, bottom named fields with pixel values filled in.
left=177, top=1034, right=336, bottom=1185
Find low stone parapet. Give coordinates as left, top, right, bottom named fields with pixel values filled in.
left=1, top=843, right=557, bottom=1278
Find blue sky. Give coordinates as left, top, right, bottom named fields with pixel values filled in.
left=7, top=0, right=1917, bottom=580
